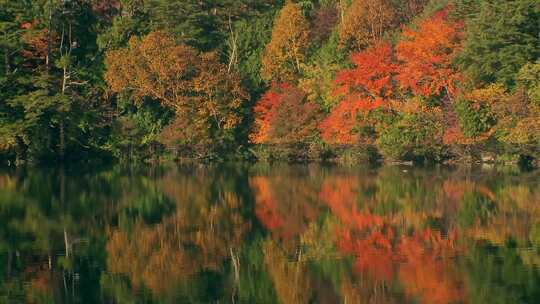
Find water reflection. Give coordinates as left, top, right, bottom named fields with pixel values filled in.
left=0, top=164, right=539, bottom=303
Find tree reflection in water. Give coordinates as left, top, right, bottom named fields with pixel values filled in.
left=0, top=164, right=539, bottom=303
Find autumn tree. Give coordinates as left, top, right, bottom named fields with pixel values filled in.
left=450, top=58, right=540, bottom=155
left=261, top=1, right=310, bottom=83
left=466, top=83, right=540, bottom=153
left=319, top=42, right=396, bottom=144
left=338, top=0, right=397, bottom=50
left=395, top=8, right=463, bottom=98
left=335, top=42, right=397, bottom=101
left=321, top=7, right=465, bottom=160
left=105, top=31, right=248, bottom=154
left=251, top=83, right=321, bottom=144
left=517, top=59, right=540, bottom=104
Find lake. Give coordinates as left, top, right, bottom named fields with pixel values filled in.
left=0, top=164, right=539, bottom=303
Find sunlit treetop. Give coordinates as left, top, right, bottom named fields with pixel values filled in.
left=395, top=7, right=464, bottom=97
left=261, top=1, right=310, bottom=83
left=338, top=0, right=397, bottom=50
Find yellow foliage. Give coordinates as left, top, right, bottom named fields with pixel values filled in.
left=261, top=2, right=310, bottom=83
left=338, top=0, right=397, bottom=50
left=263, top=240, right=310, bottom=304
left=388, top=98, right=442, bottom=116
left=298, top=62, right=340, bottom=108
left=499, top=106, right=540, bottom=145
left=466, top=84, right=509, bottom=106
left=0, top=136, right=15, bottom=152
left=465, top=84, right=540, bottom=146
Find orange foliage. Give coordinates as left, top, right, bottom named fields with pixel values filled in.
left=319, top=176, right=396, bottom=281
left=250, top=175, right=322, bottom=243
left=106, top=32, right=246, bottom=120
left=320, top=175, right=464, bottom=303
left=320, top=43, right=395, bottom=144
left=319, top=176, right=384, bottom=229
left=318, top=98, right=366, bottom=144
left=395, top=9, right=463, bottom=97
left=321, top=8, right=463, bottom=145
left=398, top=230, right=463, bottom=304
left=335, top=42, right=397, bottom=100
left=250, top=84, right=285, bottom=144
left=106, top=31, right=246, bottom=146
left=250, top=176, right=285, bottom=231
left=105, top=31, right=196, bottom=107
left=20, top=27, right=58, bottom=67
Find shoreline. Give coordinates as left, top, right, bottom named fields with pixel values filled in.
left=2, top=144, right=538, bottom=171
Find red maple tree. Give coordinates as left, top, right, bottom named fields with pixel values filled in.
left=320, top=42, right=396, bottom=144
left=251, top=83, right=320, bottom=144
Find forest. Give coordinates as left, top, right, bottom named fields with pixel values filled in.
left=0, top=0, right=539, bottom=165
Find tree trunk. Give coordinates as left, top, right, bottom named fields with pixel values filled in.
left=230, top=248, right=240, bottom=283
left=64, top=228, right=70, bottom=258
left=339, top=0, right=345, bottom=23
left=227, top=17, right=238, bottom=73
left=46, top=3, right=52, bottom=72
left=59, top=62, right=68, bottom=160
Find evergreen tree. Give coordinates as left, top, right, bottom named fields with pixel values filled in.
left=459, top=0, right=540, bottom=87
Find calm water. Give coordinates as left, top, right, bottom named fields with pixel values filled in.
left=0, top=164, right=540, bottom=303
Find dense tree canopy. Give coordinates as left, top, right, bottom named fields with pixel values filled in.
left=395, top=8, right=463, bottom=97
left=458, top=0, right=540, bottom=87
left=0, top=0, right=538, bottom=164
left=105, top=31, right=248, bottom=153
left=251, top=83, right=321, bottom=144
left=260, top=1, right=310, bottom=83
left=338, top=0, right=397, bottom=50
